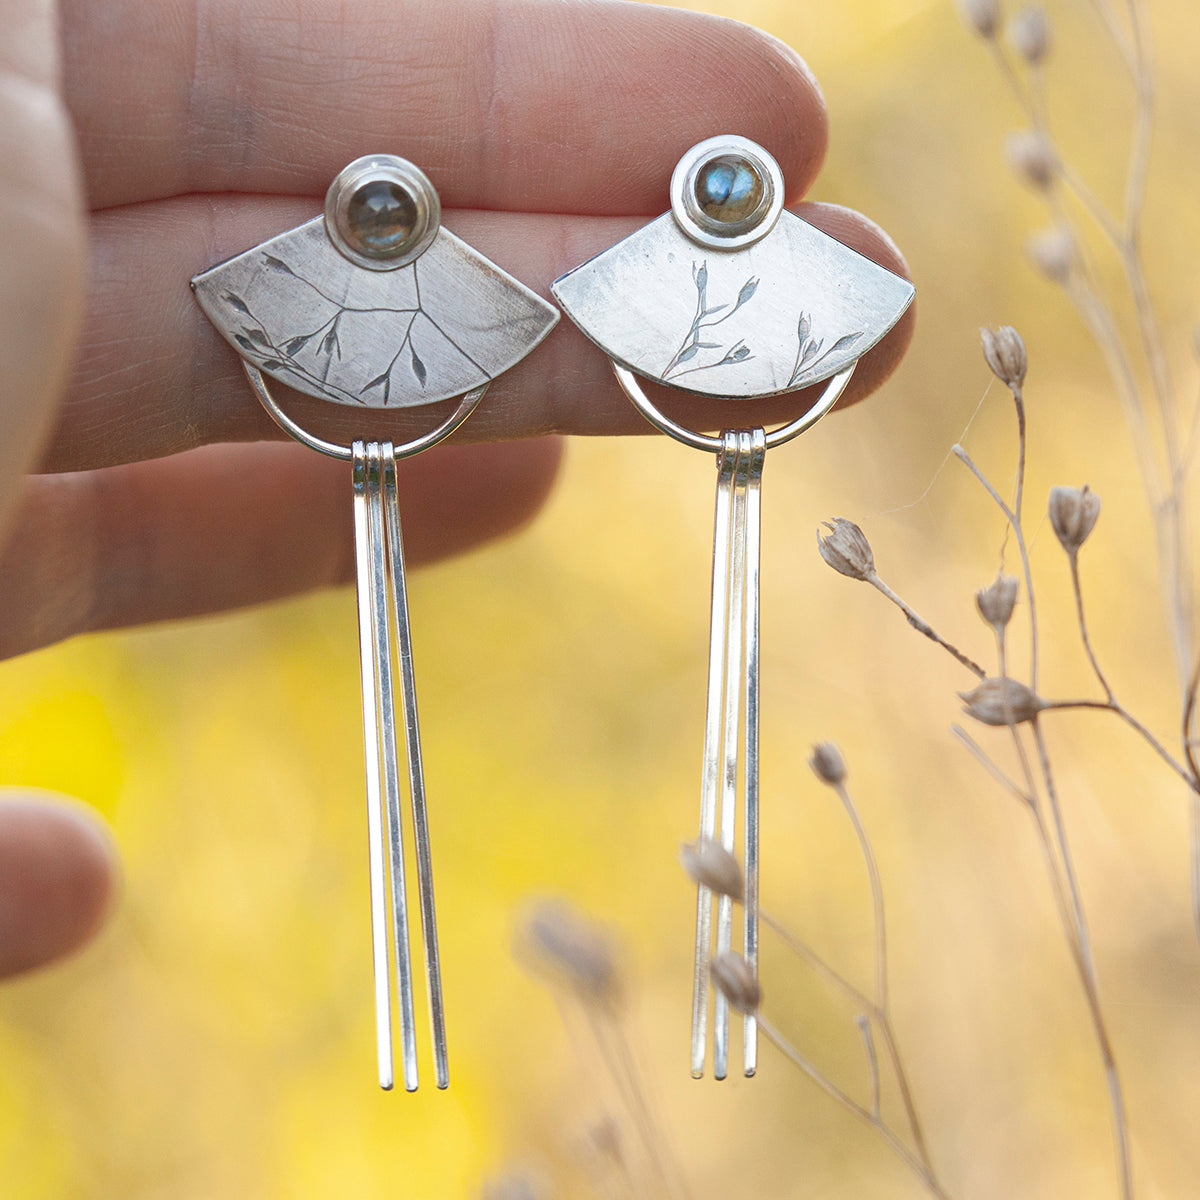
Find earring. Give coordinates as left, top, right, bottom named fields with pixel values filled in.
left=552, top=136, right=913, bottom=1080
left=192, top=155, right=558, bottom=1091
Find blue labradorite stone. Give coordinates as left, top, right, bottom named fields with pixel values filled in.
left=694, top=155, right=765, bottom=223
left=345, top=179, right=419, bottom=256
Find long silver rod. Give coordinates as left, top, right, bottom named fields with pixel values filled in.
left=365, top=442, right=419, bottom=1092
left=351, top=443, right=394, bottom=1091
left=383, top=445, right=450, bottom=1090
left=742, top=430, right=766, bottom=1077
left=692, top=435, right=739, bottom=1079
left=714, top=433, right=750, bottom=1082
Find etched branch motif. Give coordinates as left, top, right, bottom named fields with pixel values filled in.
left=663, top=262, right=758, bottom=379
left=789, top=313, right=864, bottom=387
left=222, top=252, right=482, bottom=405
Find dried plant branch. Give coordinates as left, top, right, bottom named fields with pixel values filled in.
left=834, top=777, right=889, bottom=1013
left=951, top=723, right=1033, bottom=805
left=1184, top=660, right=1200, bottom=943
left=762, top=906, right=935, bottom=1166
left=585, top=1011, right=692, bottom=1200
left=755, top=1013, right=952, bottom=1200
left=956, top=408, right=1135, bottom=1197
left=856, top=1014, right=882, bottom=1120
left=953, top=445, right=1041, bottom=686
left=866, top=573, right=987, bottom=678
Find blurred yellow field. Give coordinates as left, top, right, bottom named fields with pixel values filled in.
left=3, top=2, right=1199, bottom=1197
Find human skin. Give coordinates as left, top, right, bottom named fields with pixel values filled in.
left=0, top=0, right=914, bottom=978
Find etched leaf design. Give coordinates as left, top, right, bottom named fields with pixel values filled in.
left=284, top=334, right=312, bottom=355
left=732, top=277, right=759, bottom=312
left=410, top=345, right=427, bottom=386
left=234, top=334, right=256, bottom=352
left=797, top=312, right=811, bottom=342
left=320, top=326, right=339, bottom=356
left=731, top=345, right=751, bottom=361
left=364, top=370, right=391, bottom=392
left=677, top=345, right=700, bottom=363
left=245, top=328, right=272, bottom=348
left=224, top=292, right=251, bottom=315
left=828, top=332, right=864, bottom=355
left=261, top=254, right=295, bottom=276
left=260, top=358, right=285, bottom=370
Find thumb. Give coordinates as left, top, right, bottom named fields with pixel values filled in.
left=0, top=794, right=117, bottom=980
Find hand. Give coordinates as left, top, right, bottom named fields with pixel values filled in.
left=0, top=0, right=914, bottom=977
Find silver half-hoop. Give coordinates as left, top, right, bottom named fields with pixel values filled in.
left=611, top=361, right=856, bottom=454
left=244, top=363, right=487, bottom=461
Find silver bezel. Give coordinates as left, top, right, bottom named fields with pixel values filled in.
left=669, top=135, right=785, bottom=251
left=324, top=155, right=441, bottom=271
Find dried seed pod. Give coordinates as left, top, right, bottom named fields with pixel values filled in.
left=517, top=899, right=621, bottom=1006
left=980, top=325, right=1028, bottom=389
left=679, top=838, right=745, bottom=902
left=1027, top=227, right=1074, bottom=283
left=1048, top=485, right=1101, bottom=554
left=1009, top=4, right=1050, bottom=62
left=817, top=518, right=876, bottom=581
left=957, top=0, right=1001, bottom=37
left=1005, top=130, right=1058, bottom=191
left=710, top=951, right=762, bottom=1014
left=958, top=677, right=1045, bottom=725
left=975, top=573, right=1019, bottom=630
left=809, top=741, right=847, bottom=786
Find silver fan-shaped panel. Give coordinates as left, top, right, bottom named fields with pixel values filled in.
left=192, top=219, right=559, bottom=408
left=551, top=210, right=914, bottom=399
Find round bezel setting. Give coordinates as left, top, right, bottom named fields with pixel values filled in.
left=669, top=136, right=784, bottom=251
left=324, top=155, right=441, bottom=271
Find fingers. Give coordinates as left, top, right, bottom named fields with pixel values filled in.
left=46, top=197, right=911, bottom=472
left=0, top=0, right=86, bottom=531
left=0, top=438, right=562, bottom=659
left=0, top=796, right=116, bottom=980
left=63, top=0, right=826, bottom=213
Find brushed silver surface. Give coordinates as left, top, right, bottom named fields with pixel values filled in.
left=552, top=209, right=913, bottom=399
left=193, top=220, right=558, bottom=409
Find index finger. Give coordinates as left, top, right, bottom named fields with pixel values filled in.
left=63, top=0, right=828, bottom=213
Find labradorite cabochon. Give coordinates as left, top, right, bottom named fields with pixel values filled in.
left=552, top=209, right=914, bottom=399
left=343, top=179, right=420, bottom=258
left=192, top=218, right=558, bottom=409
left=694, top=155, right=765, bottom=223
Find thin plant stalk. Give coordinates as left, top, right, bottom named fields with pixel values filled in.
left=955, top=440, right=1135, bottom=1199
left=759, top=908, right=933, bottom=1173
left=755, top=1013, right=952, bottom=1200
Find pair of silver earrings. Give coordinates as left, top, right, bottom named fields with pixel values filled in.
left=191, top=138, right=914, bottom=1091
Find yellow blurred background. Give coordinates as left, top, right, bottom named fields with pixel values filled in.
left=3, top=1, right=1200, bottom=1196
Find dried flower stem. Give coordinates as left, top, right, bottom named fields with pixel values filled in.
left=755, top=1012, right=952, bottom=1200
left=866, top=573, right=987, bottom=678
left=988, top=5, right=1195, bottom=687
left=581, top=1007, right=692, bottom=1200
left=833, top=779, right=889, bottom=1015
left=759, top=907, right=933, bottom=1174
left=951, top=723, right=1031, bottom=804
left=856, top=1015, right=882, bottom=1119
left=953, top=446, right=1040, bottom=686
left=956, top=437, right=1135, bottom=1198
left=1184, top=662, right=1200, bottom=942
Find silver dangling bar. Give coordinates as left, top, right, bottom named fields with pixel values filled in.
left=691, top=428, right=766, bottom=1080
left=352, top=439, right=449, bottom=1092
